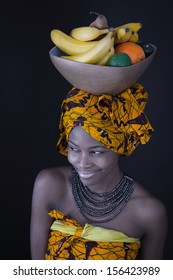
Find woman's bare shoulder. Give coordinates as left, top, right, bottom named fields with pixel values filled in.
left=34, top=165, right=72, bottom=187
left=132, top=181, right=167, bottom=230
left=32, top=165, right=72, bottom=206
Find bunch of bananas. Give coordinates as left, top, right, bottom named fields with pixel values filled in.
left=114, top=22, right=142, bottom=44
left=51, top=28, right=115, bottom=65
left=50, top=13, right=142, bottom=66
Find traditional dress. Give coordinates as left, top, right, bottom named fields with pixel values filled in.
left=45, top=210, right=140, bottom=260
left=45, top=84, right=153, bottom=260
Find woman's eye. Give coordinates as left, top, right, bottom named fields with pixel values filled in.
left=91, top=151, right=103, bottom=155
left=69, top=146, right=79, bottom=152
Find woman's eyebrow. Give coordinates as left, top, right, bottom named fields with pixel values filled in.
left=68, top=140, right=78, bottom=146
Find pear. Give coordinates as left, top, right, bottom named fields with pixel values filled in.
left=89, top=12, right=109, bottom=29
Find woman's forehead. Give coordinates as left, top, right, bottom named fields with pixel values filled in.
left=69, top=127, right=104, bottom=148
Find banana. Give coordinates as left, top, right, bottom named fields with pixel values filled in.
left=70, top=26, right=109, bottom=41
left=129, top=31, right=139, bottom=43
left=50, top=29, right=99, bottom=55
left=61, top=31, right=114, bottom=64
left=114, top=27, right=132, bottom=44
left=114, top=23, right=142, bottom=44
left=96, top=47, right=115, bottom=66
left=114, top=22, right=142, bottom=33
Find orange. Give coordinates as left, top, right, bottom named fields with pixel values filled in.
left=114, top=42, right=145, bottom=64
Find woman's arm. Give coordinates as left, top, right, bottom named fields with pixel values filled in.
left=30, top=170, right=54, bottom=260
left=140, top=197, right=168, bottom=259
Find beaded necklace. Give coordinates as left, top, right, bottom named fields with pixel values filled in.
left=71, top=167, right=134, bottom=224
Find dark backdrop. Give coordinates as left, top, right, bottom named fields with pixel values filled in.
left=1, top=0, right=173, bottom=259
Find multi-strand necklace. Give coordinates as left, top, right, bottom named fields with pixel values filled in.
left=71, top=167, right=135, bottom=224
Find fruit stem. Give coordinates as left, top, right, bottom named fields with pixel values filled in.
left=90, top=11, right=100, bottom=16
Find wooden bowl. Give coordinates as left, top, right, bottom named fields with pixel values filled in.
left=49, top=45, right=157, bottom=95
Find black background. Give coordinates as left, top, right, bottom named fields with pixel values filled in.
left=1, top=0, right=173, bottom=259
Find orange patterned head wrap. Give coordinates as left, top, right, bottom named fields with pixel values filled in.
left=57, top=83, right=154, bottom=156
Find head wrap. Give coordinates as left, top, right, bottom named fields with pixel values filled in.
left=57, top=83, right=154, bottom=156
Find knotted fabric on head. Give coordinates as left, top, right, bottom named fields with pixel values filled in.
left=57, top=83, right=154, bottom=156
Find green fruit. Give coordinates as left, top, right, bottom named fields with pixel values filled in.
left=106, top=53, right=132, bottom=67
left=137, top=41, right=154, bottom=57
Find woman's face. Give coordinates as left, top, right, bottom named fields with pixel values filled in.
left=67, top=126, right=119, bottom=186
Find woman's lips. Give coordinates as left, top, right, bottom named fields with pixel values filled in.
left=77, top=171, right=97, bottom=179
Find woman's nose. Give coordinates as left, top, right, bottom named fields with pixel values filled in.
left=78, top=152, right=91, bottom=168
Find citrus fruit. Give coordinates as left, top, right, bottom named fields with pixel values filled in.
left=106, top=53, right=132, bottom=67
left=114, top=42, right=145, bottom=64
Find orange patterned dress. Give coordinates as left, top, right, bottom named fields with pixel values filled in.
left=45, top=210, right=140, bottom=260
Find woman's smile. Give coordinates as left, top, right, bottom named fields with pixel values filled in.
left=77, top=170, right=98, bottom=179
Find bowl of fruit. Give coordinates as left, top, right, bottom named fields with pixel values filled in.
left=49, top=13, right=157, bottom=95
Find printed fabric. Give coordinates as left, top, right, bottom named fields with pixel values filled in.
left=56, top=83, right=154, bottom=156
left=45, top=210, right=141, bottom=260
